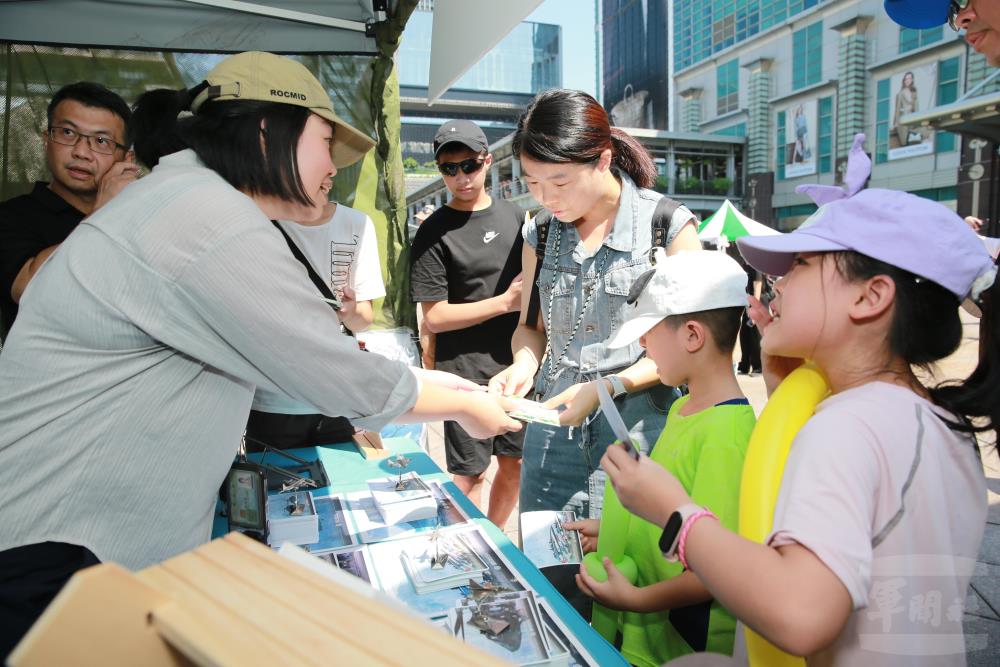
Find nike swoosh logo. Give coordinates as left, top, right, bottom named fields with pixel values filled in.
left=483, top=231, right=499, bottom=243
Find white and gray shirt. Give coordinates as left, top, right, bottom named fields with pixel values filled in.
left=767, top=382, right=986, bottom=666
left=0, top=150, right=416, bottom=569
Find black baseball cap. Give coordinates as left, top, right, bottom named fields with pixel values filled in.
left=433, top=119, right=488, bottom=158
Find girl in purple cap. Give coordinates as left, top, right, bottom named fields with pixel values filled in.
left=599, top=135, right=998, bottom=664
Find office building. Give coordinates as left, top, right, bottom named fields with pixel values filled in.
left=397, top=3, right=561, bottom=165
left=602, top=0, right=670, bottom=130
left=671, top=0, right=1000, bottom=232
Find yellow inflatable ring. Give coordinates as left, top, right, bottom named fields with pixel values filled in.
left=738, top=362, right=830, bottom=666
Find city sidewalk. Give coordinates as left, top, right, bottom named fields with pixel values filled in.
left=424, top=312, right=998, bottom=662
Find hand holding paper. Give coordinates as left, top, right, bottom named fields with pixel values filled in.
left=505, top=397, right=561, bottom=426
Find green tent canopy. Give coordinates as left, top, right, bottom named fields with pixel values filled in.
left=698, top=199, right=780, bottom=242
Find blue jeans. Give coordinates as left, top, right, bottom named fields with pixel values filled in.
left=519, top=383, right=677, bottom=519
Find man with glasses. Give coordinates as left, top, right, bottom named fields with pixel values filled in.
left=410, top=119, right=525, bottom=528
left=0, top=82, right=137, bottom=340
left=885, top=0, right=1000, bottom=65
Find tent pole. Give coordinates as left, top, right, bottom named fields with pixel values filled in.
left=1, top=42, right=12, bottom=199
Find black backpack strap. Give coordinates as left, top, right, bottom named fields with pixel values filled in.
left=651, top=196, right=682, bottom=250
left=649, top=196, right=696, bottom=262
left=534, top=212, right=552, bottom=259
left=271, top=220, right=342, bottom=312
left=524, top=210, right=553, bottom=328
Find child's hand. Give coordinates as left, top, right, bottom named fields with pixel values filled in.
left=562, top=518, right=600, bottom=553
left=575, top=557, right=640, bottom=611
left=337, top=285, right=358, bottom=318
left=747, top=295, right=804, bottom=396
left=746, top=294, right=771, bottom=330
left=602, top=444, right=691, bottom=528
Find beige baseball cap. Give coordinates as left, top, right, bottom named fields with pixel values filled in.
left=189, top=51, right=375, bottom=168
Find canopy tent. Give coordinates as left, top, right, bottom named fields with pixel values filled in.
left=0, top=0, right=382, bottom=54
left=698, top=199, right=780, bottom=243
left=427, top=0, right=542, bottom=104
left=0, top=0, right=421, bottom=330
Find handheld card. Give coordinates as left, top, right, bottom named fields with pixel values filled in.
left=596, top=376, right=640, bottom=460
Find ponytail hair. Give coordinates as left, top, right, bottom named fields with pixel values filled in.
left=513, top=89, right=656, bottom=188
left=128, top=84, right=204, bottom=169
left=609, top=127, right=657, bottom=189
left=129, top=82, right=314, bottom=207
left=929, top=260, right=1000, bottom=439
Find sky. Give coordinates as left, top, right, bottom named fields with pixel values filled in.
left=526, top=0, right=598, bottom=96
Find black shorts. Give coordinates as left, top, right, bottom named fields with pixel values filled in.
left=443, top=420, right=524, bottom=477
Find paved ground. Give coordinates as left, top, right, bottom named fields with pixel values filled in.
left=424, top=309, right=998, bottom=662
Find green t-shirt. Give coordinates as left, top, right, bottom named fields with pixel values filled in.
left=619, top=394, right=756, bottom=667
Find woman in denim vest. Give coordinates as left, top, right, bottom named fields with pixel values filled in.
left=489, top=89, right=701, bottom=520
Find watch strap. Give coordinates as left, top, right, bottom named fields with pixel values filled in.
left=606, top=375, right=627, bottom=399
left=659, top=503, right=701, bottom=561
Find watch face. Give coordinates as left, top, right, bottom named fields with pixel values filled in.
left=659, top=510, right=685, bottom=554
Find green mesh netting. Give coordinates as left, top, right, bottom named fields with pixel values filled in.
left=1, top=9, right=417, bottom=331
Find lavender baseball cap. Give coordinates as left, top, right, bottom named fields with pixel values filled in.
left=737, top=134, right=997, bottom=302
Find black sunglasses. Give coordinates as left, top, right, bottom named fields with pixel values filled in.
left=437, top=158, right=485, bottom=177
left=948, top=0, right=970, bottom=31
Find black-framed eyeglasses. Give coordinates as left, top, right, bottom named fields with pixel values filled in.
left=948, top=0, right=970, bottom=31
left=437, top=158, right=485, bottom=177
left=47, top=126, right=126, bottom=155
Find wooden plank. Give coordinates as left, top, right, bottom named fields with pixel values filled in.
left=155, top=550, right=373, bottom=664
left=192, top=539, right=408, bottom=665
left=12, top=534, right=513, bottom=667
left=9, top=563, right=189, bottom=667
left=140, top=567, right=314, bottom=667
left=216, top=534, right=511, bottom=666
left=352, top=430, right=390, bottom=459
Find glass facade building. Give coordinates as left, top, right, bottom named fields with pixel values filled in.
left=673, top=0, right=825, bottom=72
left=601, top=0, right=669, bottom=129
left=667, top=0, right=998, bottom=232
left=398, top=10, right=560, bottom=94
left=396, top=7, right=561, bottom=166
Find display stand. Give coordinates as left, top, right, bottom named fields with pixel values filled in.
left=8, top=532, right=508, bottom=667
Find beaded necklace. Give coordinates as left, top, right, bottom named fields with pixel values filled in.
left=542, top=220, right=611, bottom=385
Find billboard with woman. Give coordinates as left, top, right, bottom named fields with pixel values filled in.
left=888, top=63, right=937, bottom=161
left=782, top=98, right=817, bottom=179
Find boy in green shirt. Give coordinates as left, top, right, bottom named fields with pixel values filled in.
left=566, top=248, right=756, bottom=665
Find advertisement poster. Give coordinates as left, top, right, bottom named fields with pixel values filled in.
left=783, top=98, right=817, bottom=178
left=888, top=63, right=938, bottom=160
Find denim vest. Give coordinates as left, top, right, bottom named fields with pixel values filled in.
left=523, top=173, right=689, bottom=398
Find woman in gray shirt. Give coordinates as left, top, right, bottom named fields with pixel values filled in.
left=0, top=52, right=518, bottom=658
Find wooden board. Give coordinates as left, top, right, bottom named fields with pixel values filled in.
left=8, top=563, right=189, bottom=667
left=10, top=532, right=510, bottom=667
left=352, top=430, right=390, bottom=459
